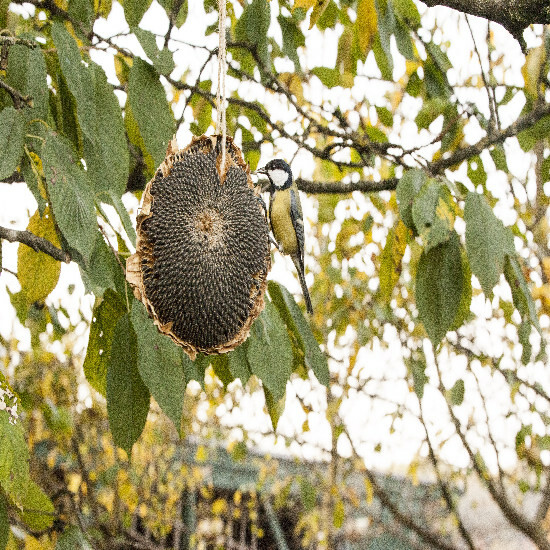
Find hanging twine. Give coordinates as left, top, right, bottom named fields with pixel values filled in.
left=216, top=0, right=227, bottom=173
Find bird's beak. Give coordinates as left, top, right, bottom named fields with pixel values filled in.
left=255, top=167, right=267, bottom=176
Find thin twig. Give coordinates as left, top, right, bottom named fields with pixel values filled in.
left=433, top=353, right=550, bottom=550
left=343, top=425, right=460, bottom=550
left=0, top=78, right=33, bottom=109
left=0, top=225, right=70, bottom=263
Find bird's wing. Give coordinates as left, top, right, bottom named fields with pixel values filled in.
left=290, top=186, right=305, bottom=268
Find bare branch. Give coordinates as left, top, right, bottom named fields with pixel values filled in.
left=419, top=401, right=476, bottom=550
left=430, top=100, right=550, bottom=174
left=343, top=427, right=461, bottom=550
left=295, top=177, right=398, bottom=194
left=433, top=354, right=550, bottom=550
left=0, top=225, right=70, bottom=263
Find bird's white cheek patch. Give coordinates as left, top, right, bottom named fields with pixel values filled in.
left=268, top=169, right=288, bottom=188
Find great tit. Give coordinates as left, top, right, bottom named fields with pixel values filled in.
left=256, top=159, right=313, bottom=315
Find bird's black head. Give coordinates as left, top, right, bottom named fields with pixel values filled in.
left=256, top=159, right=293, bottom=191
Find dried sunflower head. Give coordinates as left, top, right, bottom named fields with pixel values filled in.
left=127, top=135, right=271, bottom=359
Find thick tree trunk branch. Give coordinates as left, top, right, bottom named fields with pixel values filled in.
left=0, top=226, right=70, bottom=263
left=420, top=0, right=550, bottom=40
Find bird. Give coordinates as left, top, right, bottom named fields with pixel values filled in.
left=256, top=159, right=313, bottom=315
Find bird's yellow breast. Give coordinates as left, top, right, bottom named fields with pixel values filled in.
left=270, top=189, right=298, bottom=255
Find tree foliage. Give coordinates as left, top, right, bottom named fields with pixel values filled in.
left=0, top=0, right=550, bottom=548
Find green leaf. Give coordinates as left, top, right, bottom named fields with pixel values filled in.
left=7, top=45, right=49, bottom=123
left=467, top=156, right=487, bottom=187
left=17, top=207, right=61, bottom=303
left=128, top=58, right=175, bottom=168
left=107, top=314, right=150, bottom=455
left=450, top=247, right=472, bottom=332
left=263, top=386, right=285, bottom=431
left=235, top=0, right=270, bottom=67
left=268, top=281, right=329, bottom=387
left=311, top=67, right=340, bottom=88
left=504, top=255, right=541, bottom=334
left=53, top=24, right=129, bottom=197
left=375, top=106, right=393, bottom=127
left=416, top=232, right=463, bottom=347
left=84, top=64, right=130, bottom=197
left=379, top=221, right=410, bottom=304
left=54, top=72, right=82, bottom=155
left=247, top=299, right=293, bottom=401
left=52, top=22, right=95, bottom=139
left=21, top=152, right=47, bottom=216
left=393, top=17, right=415, bottom=60
left=408, top=355, right=428, bottom=399
left=131, top=301, right=186, bottom=430
left=17, top=479, right=55, bottom=531
left=393, top=0, right=421, bottom=28
left=68, top=0, right=94, bottom=34
left=79, top=232, right=124, bottom=297
left=227, top=344, right=251, bottom=385
left=412, top=180, right=455, bottom=252
left=278, top=15, right=305, bottom=71
left=396, top=169, right=426, bottom=230
left=518, top=320, right=532, bottom=365
left=372, top=33, right=393, bottom=81
left=299, top=477, right=317, bottom=512
left=43, top=131, right=97, bottom=263
left=0, top=107, right=25, bottom=180
left=83, top=289, right=127, bottom=396
left=448, top=378, right=465, bottom=406
left=517, top=115, right=550, bottom=152
left=464, top=192, right=514, bottom=298
left=56, top=526, right=93, bottom=550
left=134, top=28, right=175, bottom=76
left=490, top=145, right=508, bottom=172
left=415, top=97, right=447, bottom=130
left=0, top=411, right=29, bottom=497
left=364, top=125, right=388, bottom=143
left=211, top=355, right=234, bottom=387
left=124, top=0, right=153, bottom=27
left=0, top=491, right=8, bottom=550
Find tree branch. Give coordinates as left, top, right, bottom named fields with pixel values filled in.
left=0, top=78, right=33, bottom=109
left=430, top=100, right=550, bottom=174
left=433, top=354, right=550, bottom=550
left=295, top=177, right=398, bottom=194
left=420, top=0, right=550, bottom=41
left=0, top=226, right=70, bottom=263
left=343, top=427, right=460, bottom=550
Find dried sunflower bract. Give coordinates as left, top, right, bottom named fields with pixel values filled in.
left=126, top=135, right=271, bottom=360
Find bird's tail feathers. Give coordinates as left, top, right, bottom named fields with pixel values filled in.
left=292, top=256, right=313, bottom=315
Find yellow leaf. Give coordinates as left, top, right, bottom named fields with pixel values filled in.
left=522, top=44, right=546, bottom=99
left=195, top=445, right=207, bottom=463
left=435, top=196, right=455, bottom=230
left=364, top=478, right=373, bottom=504
left=309, top=0, right=330, bottom=29
left=26, top=152, right=47, bottom=200
left=279, top=73, right=305, bottom=105
left=212, top=498, right=227, bottom=515
left=17, top=206, right=61, bottom=304
left=293, top=0, right=315, bottom=11
left=332, top=498, right=345, bottom=528
left=356, top=0, right=377, bottom=55
left=542, top=258, right=550, bottom=281
left=24, top=536, right=44, bottom=550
